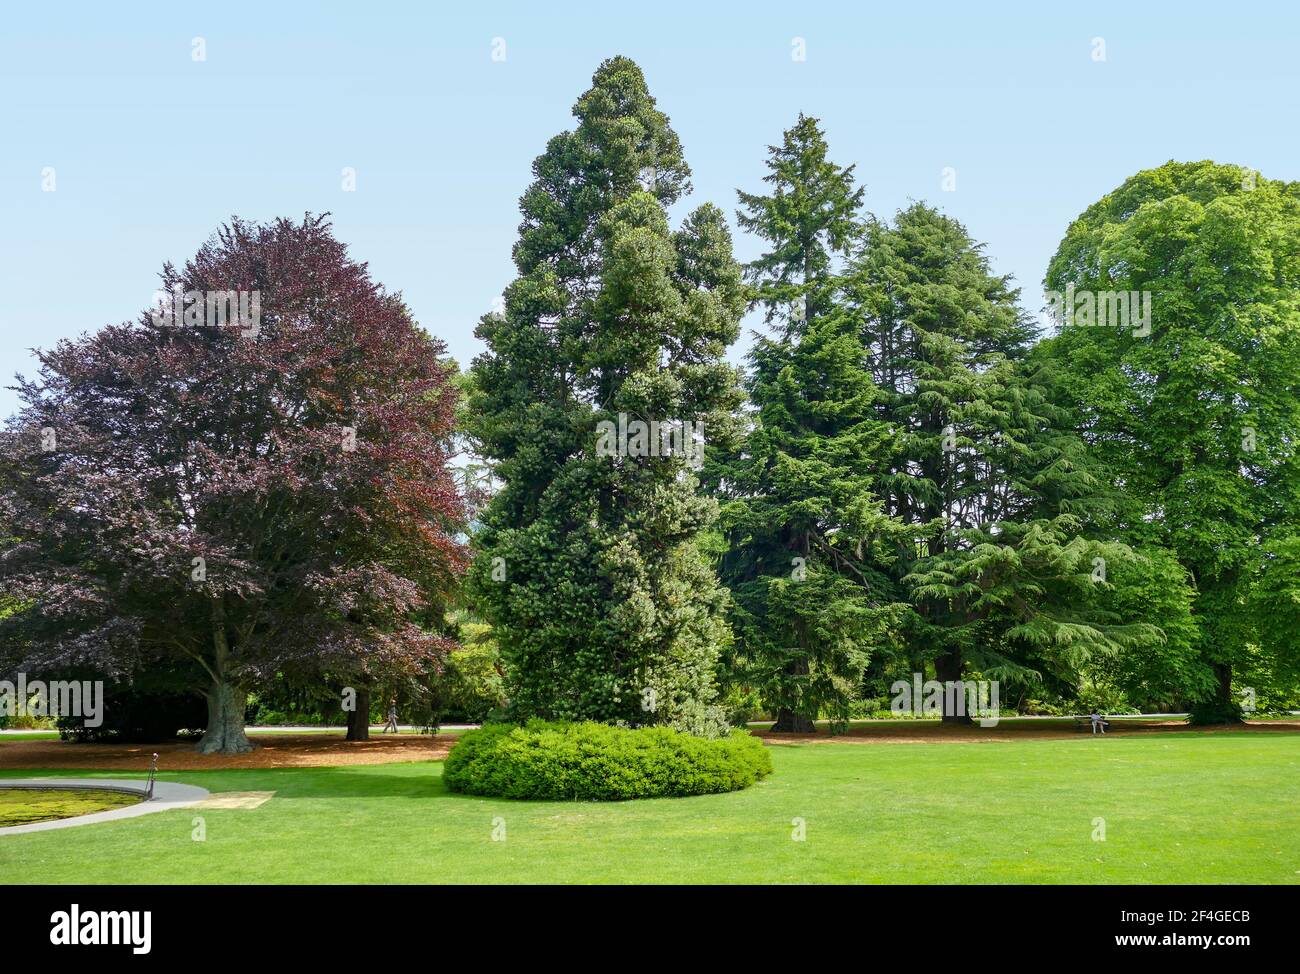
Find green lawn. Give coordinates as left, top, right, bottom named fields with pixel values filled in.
left=2, top=732, right=1297, bottom=883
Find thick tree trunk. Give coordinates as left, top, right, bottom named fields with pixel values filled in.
left=197, top=598, right=254, bottom=754
left=197, top=680, right=254, bottom=754
left=1213, top=662, right=1233, bottom=704
left=934, top=651, right=973, bottom=725
left=1205, top=662, right=1244, bottom=723
left=771, top=708, right=817, bottom=734
left=771, top=652, right=816, bottom=733
left=346, top=689, right=371, bottom=741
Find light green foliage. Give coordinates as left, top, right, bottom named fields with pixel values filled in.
left=429, top=617, right=506, bottom=722
left=1042, top=161, right=1300, bottom=708
left=1248, top=534, right=1300, bottom=710
left=1086, top=546, right=1211, bottom=711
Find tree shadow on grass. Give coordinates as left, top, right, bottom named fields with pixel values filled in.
left=0, top=764, right=482, bottom=803
left=181, top=765, right=494, bottom=802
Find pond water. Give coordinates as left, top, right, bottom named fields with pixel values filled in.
left=0, top=787, right=142, bottom=827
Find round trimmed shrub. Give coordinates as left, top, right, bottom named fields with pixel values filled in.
left=442, top=720, right=773, bottom=800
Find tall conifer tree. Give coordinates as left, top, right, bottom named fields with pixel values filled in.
left=849, top=204, right=1157, bottom=718
left=467, top=58, right=745, bottom=733
left=721, top=117, right=905, bottom=733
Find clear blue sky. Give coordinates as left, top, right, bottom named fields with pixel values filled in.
left=3, top=1, right=1297, bottom=419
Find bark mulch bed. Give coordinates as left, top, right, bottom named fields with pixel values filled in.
left=4, top=721, right=1296, bottom=769
left=756, top=718, right=1300, bottom=746
left=0, top=733, right=458, bottom=771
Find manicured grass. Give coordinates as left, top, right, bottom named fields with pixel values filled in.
left=2, top=732, right=1297, bottom=883
left=0, top=788, right=141, bottom=827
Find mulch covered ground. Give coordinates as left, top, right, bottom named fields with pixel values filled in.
left=2, top=720, right=1297, bottom=770
left=0, top=733, right=458, bottom=771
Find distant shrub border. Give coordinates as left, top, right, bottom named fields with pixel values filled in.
left=442, top=720, right=773, bottom=801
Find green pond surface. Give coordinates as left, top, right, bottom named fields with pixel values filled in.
left=0, top=787, right=142, bottom=827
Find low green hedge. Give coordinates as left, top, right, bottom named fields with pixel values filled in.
left=442, top=720, right=773, bottom=800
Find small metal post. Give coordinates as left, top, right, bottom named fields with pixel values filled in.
left=147, top=752, right=158, bottom=799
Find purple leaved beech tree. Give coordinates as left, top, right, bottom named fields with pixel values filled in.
left=0, top=215, right=466, bottom=753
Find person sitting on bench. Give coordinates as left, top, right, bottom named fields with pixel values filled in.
left=1089, top=712, right=1110, bottom=735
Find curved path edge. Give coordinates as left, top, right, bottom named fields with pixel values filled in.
left=0, top=778, right=209, bottom=835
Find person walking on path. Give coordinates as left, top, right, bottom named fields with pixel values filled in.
left=383, top=698, right=400, bottom=734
